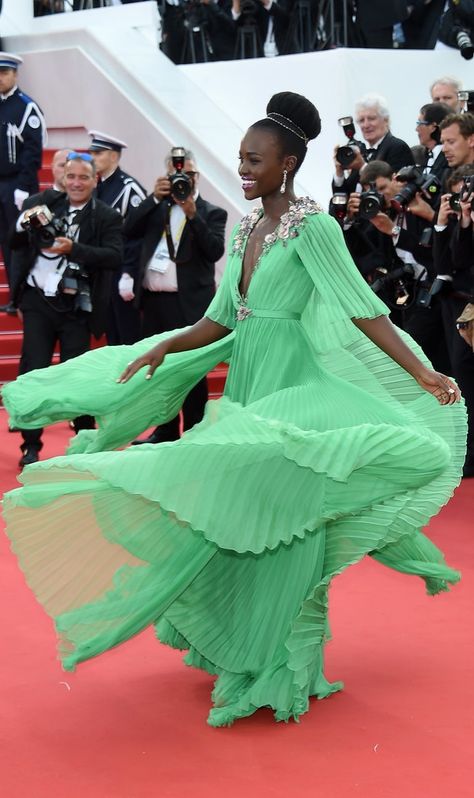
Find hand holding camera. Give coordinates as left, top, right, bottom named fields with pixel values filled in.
left=438, top=193, right=460, bottom=226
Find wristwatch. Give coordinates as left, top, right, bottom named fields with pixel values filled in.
left=391, top=224, right=401, bottom=238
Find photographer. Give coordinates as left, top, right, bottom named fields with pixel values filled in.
left=433, top=164, right=474, bottom=475
left=438, top=0, right=474, bottom=61
left=231, top=0, right=293, bottom=58
left=9, top=152, right=123, bottom=467
left=415, top=102, right=451, bottom=182
left=340, top=160, right=442, bottom=348
left=332, top=94, right=414, bottom=198
left=123, top=147, right=227, bottom=444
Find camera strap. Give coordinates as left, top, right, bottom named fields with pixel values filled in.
left=164, top=204, right=187, bottom=263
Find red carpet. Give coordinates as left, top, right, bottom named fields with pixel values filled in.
left=1, top=409, right=473, bottom=798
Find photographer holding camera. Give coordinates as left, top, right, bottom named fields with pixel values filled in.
left=123, top=147, right=227, bottom=444
left=332, top=94, right=414, bottom=199
left=9, top=152, right=123, bottom=467
left=339, top=159, right=442, bottom=344
left=438, top=0, right=474, bottom=61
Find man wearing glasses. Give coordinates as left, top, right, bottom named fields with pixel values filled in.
left=415, top=102, right=451, bottom=183
left=123, top=147, right=227, bottom=444
left=9, top=152, right=123, bottom=466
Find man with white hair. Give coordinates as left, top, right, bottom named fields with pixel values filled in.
left=430, top=76, right=463, bottom=112
left=333, top=93, right=414, bottom=196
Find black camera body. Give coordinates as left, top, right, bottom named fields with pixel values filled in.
left=21, top=205, right=68, bottom=249
left=336, top=116, right=365, bottom=169
left=391, top=166, right=441, bottom=213
left=58, top=263, right=92, bottom=313
left=449, top=174, right=474, bottom=212
left=358, top=183, right=385, bottom=220
left=168, top=147, right=192, bottom=202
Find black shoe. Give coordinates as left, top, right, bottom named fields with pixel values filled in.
left=0, top=302, right=17, bottom=315
left=19, top=447, right=40, bottom=467
left=131, top=430, right=179, bottom=445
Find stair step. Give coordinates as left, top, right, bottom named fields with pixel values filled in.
left=0, top=332, right=25, bottom=357
left=0, top=313, right=22, bottom=332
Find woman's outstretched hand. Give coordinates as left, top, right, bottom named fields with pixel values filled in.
left=416, top=368, right=461, bottom=405
left=117, top=343, right=169, bottom=384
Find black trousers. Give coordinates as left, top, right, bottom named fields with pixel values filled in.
left=441, top=296, right=474, bottom=470
left=405, top=294, right=474, bottom=468
left=0, top=177, right=20, bottom=291
left=106, top=273, right=141, bottom=345
left=404, top=296, right=452, bottom=376
left=141, top=289, right=208, bottom=439
left=18, top=286, right=94, bottom=451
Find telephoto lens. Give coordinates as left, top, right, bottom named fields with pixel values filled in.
left=456, top=30, right=474, bottom=60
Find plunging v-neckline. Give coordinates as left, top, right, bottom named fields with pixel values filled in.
left=238, top=212, right=281, bottom=301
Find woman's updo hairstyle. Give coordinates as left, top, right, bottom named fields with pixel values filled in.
left=250, top=91, right=321, bottom=171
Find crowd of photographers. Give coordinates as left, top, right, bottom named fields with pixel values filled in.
left=31, top=1, right=474, bottom=65
left=159, top=0, right=474, bottom=64
left=328, top=77, right=474, bottom=476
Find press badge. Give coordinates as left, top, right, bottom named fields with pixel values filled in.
left=149, top=252, right=171, bottom=274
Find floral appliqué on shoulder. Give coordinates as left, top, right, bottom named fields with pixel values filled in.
left=233, top=198, right=324, bottom=322
left=231, top=197, right=324, bottom=259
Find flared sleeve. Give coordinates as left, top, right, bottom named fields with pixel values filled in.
left=297, top=212, right=390, bottom=353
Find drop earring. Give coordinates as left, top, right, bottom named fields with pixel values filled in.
left=280, top=169, right=288, bottom=194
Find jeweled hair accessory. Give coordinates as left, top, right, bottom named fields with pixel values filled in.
left=266, top=112, right=309, bottom=145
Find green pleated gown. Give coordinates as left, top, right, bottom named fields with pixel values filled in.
left=2, top=199, right=466, bottom=727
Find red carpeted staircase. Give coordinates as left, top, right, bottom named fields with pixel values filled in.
left=0, top=150, right=227, bottom=397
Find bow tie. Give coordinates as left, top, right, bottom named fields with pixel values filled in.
left=365, top=148, right=377, bottom=160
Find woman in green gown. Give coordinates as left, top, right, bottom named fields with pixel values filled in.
left=2, top=92, right=466, bottom=727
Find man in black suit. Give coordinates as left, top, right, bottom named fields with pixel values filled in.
left=415, top=102, right=451, bottom=184
left=332, top=93, right=414, bottom=198
left=9, top=152, right=123, bottom=466
left=123, top=147, right=227, bottom=443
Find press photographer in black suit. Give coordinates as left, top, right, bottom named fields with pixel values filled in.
left=340, top=159, right=441, bottom=353
left=123, top=147, right=227, bottom=443
left=9, top=152, right=123, bottom=466
left=332, top=94, right=414, bottom=198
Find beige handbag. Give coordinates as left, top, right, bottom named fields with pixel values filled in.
left=456, top=303, right=474, bottom=349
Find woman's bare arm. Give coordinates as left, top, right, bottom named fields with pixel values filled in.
left=118, top=317, right=231, bottom=383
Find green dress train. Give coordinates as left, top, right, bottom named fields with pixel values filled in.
left=2, top=199, right=466, bottom=727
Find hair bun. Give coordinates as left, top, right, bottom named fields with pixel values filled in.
left=266, top=92, right=321, bottom=142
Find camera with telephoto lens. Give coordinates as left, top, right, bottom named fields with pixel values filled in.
left=391, top=166, right=441, bottom=214
left=456, top=30, right=474, bottom=60
left=59, top=263, right=93, bottom=313
left=168, top=147, right=192, bottom=202
left=329, top=193, right=348, bottom=222
left=21, top=205, right=68, bottom=248
left=358, top=183, right=385, bottom=220
left=336, top=116, right=365, bottom=168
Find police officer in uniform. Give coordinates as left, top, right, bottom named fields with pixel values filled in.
left=88, top=131, right=146, bottom=344
left=0, top=52, right=46, bottom=314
